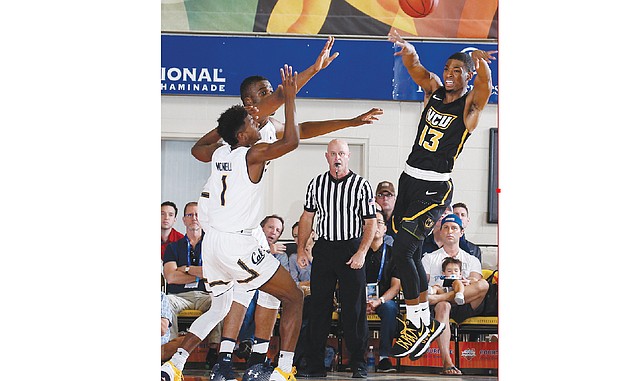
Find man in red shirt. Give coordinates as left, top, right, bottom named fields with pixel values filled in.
left=161, top=201, right=184, bottom=260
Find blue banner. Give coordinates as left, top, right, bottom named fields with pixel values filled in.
left=161, top=34, right=498, bottom=104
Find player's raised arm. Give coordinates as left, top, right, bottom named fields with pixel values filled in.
left=297, top=35, right=339, bottom=86
left=464, top=50, right=496, bottom=132
left=470, top=50, right=495, bottom=109
left=388, top=30, right=442, bottom=101
left=296, top=108, right=384, bottom=139
left=191, top=128, right=223, bottom=163
left=250, top=36, right=339, bottom=119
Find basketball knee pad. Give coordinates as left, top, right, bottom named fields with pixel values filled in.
left=188, top=290, right=233, bottom=341
left=233, top=287, right=256, bottom=308
left=256, top=290, right=280, bottom=310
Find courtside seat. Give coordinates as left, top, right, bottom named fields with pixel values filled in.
left=453, top=267, right=498, bottom=337
left=366, top=313, right=382, bottom=333
left=453, top=316, right=498, bottom=372
left=456, top=316, right=498, bottom=336
left=481, top=268, right=496, bottom=280
left=453, top=312, right=498, bottom=371
left=459, top=316, right=498, bottom=326
left=178, top=309, right=203, bottom=318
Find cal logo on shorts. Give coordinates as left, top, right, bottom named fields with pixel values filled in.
left=252, top=246, right=267, bottom=265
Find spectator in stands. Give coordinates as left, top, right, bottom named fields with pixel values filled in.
left=162, top=291, right=184, bottom=362
left=285, top=221, right=300, bottom=257
left=421, top=205, right=453, bottom=255
left=365, top=211, right=400, bottom=373
left=236, top=215, right=289, bottom=362
left=162, top=201, right=221, bottom=366
left=422, top=214, right=489, bottom=375
left=452, top=202, right=482, bottom=261
left=263, top=215, right=290, bottom=271
left=161, top=201, right=184, bottom=260
left=375, top=181, right=397, bottom=239
left=428, top=257, right=466, bottom=306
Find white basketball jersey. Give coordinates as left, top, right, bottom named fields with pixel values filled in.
left=202, top=145, right=265, bottom=232
left=259, top=119, right=277, bottom=144
left=197, top=119, right=276, bottom=232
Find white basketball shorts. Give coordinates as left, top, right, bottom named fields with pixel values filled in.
left=201, top=227, right=279, bottom=297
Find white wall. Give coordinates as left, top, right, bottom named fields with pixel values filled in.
left=161, top=95, right=498, bottom=245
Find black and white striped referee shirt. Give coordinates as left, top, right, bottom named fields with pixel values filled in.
left=303, top=170, right=376, bottom=241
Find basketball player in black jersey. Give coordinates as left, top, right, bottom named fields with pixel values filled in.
left=386, top=29, right=496, bottom=359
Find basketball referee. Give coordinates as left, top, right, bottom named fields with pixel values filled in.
left=296, top=139, right=377, bottom=379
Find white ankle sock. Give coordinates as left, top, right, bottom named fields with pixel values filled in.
left=405, top=304, right=422, bottom=328
left=170, top=347, right=189, bottom=371
left=219, top=339, right=236, bottom=354
left=455, top=292, right=465, bottom=305
left=278, top=351, right=294, bottom=373
left=419, top=301, right=430, bottom=326
left=252, top=341, right=269, bottom=354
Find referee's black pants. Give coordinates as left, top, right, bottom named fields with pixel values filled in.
left=306, top=237, right=368, bottom=371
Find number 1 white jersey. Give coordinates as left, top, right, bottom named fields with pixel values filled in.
left=201, top=145, right=265, bottom=232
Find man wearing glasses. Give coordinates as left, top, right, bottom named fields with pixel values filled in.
left=375, top=181, right=397, bottom=239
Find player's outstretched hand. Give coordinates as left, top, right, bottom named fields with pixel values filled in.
left=471, top=50, right=498, bottom=64
left=313, top=36, right=339, bottom=72
left=350, top=108, right=384, bottom=127
left=388, top=29, right=417, bottom=57
left=279, top=64, right=298, bottom=98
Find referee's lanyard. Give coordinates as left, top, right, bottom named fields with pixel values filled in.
left=185, top=236, right=201, bottom=289
left=376, top=243, right=386, bottom=283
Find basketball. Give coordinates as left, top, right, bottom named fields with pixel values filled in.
left=399, top=0, right=439, bottom=19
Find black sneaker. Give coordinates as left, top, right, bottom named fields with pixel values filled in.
left=296, top=364, right=327, bottom=378
left=409, top=318, right=446, bottom=361
left=390, top=317, right=428, bottom=357
left=375, top=358, right=396, bottom=373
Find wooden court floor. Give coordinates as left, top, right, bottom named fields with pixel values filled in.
left=182, top=366, right=498, bottom=381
